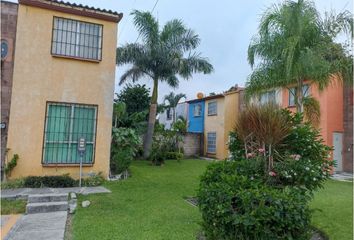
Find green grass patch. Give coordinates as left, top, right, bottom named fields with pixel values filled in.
left=310, top=180, right=353, bottom=240
left=72, top=159, right=210, bottom=240
left=72, top=160, right=353, bottom=240
left=1, top=199, right=26, bottom=215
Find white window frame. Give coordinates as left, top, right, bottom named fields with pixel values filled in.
left=207, top=101, right=217, bottom=116
left=207, top=132, right=217, bottom=154
left=51, top=17, right=103, bottom=61
left=193, top=104, right=202, bottom=117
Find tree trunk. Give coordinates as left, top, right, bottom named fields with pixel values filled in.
left=172, top=107, right=176, bottom=124
left=296, top=79, right=304, bottom=113
left=143, top=78, right=158, bottom=159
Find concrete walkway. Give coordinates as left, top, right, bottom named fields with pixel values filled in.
left=1, top=186, right=111, bottom=200
left=331, top=172, right=353, bottom=182
left=4, top=212, right=67, bottom=240
left=1, top=186, right=111, bottom=240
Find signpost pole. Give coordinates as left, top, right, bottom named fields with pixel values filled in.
left=79, top=153, right=83, bottom=187
left=78, top=137, right=86, bottom=188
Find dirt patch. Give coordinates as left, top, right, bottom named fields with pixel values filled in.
left=64, top=213, right=74, bottom=240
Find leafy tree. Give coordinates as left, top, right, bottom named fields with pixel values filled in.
left=247, top=0, right=353, bottom=112
left=116, top=83, right=150, bottom=115
left=116, top=10, right=213, bottom=158
left=163, top=92, right=186, bottom=123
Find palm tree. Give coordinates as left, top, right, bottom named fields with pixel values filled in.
left=247, top=0, right=353, bottom=112
left=163, top=92, right=186, bottom=124
left=117, top=10, right=213, bottom=158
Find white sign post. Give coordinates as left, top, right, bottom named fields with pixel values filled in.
left=78, top=137, right=86, bottom=187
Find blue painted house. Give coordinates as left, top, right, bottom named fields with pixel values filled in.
left=187, top=99, right=205, bottom=133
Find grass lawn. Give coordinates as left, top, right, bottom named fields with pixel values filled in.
left=72, top=159, right=210, bottom=240
left=1, top=199, right=26, bottom=215
left=71, top=160, right=353, bottom=240
left=310, top=180, right=353, bottom=240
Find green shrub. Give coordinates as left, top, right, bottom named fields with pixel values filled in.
left=150, top=126, right=184, bottom=165
left=81, top=172, right=105, bottom=187
left=110, top=127, right=141, bottom=174
left=199, top=107, right=331, bottom=239
left=198, top=161, right=311, bottom=240
left=165, top=152, right=184, bottom=160
left=24, top=175, right=76, bottom=188
left=229, top=109, right=332, bottom=192
left=4, top=154, right=19, bottom=177
left=1, top=178, right=25, bottom=189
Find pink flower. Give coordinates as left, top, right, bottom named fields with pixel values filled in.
left=258, top=148, right=265, bottom=153
left=290, top=154, right=301, bottom=161
left=246, top=152, right=255, bottom=158
left=269, top=171, right=277, bottom=177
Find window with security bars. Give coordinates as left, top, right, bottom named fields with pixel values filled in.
left=208, top=101, right=217, bottom=116
left=207, top=132, right=216, bottom=153
left=51, top=17, right=103, bottom=60
left=43, top=102, right=97, bottom=164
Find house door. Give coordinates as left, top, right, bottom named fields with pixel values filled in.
left=333, top=132, right=343, bottom=172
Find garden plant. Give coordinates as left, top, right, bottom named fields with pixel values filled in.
left=198, top=104, right=333, bottom=240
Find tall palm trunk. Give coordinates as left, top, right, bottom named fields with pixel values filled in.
left=296, top=79, right=304, bottom=113
left=172, top=107, right=176, bottom=124
left=143, top=78, right=158, bottom=158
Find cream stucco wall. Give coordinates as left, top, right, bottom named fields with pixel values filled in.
left=203, top=91, right=242, bottom=160
left=223, top=91, right=240, bottom=159
left=6, top=4, right=118, bottom=179
left=204, top=97, right=225, bottom=159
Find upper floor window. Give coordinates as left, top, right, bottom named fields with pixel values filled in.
left=51, top=17, right=103, bottom=61
left=193, top=104, right=202, bottom=117
left=208, top=101, right=217, bottom=116
left=289, top=85, right=310, bottom=106
left=260, top=90, right=276, bottom=104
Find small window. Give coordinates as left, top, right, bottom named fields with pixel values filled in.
left=51, top=17, right=103, bottom=61
left=193, top=104, right=202, bottom=117
left=289, top=87, right=296, bottom=106
left=166, top=108, right=172, bottom=120
left=288, top=85, right=310, bottom=106
left=260, top=90, right=276, bottom=104
left=208, top=101, right=217, bottom=116
left=43, top=102, right=97, bottom=164
left=207, top=132, right=216, bottom=153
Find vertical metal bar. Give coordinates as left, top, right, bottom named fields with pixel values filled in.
left=76, top=21, right=80, bottom=57
left=68, top=105, right=75, bottom=163
left=43, top=104, right=50, bottom=163
left=79, top=153, right=83, bottom=187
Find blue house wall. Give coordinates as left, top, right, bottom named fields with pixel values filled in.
left=187, top=100, right=205, bottom=133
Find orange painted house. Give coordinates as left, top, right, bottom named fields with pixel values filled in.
left=258, top=78, right=352, bottom=173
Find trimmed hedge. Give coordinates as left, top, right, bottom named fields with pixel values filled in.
left=24, top=175, right=76, bottom=188
left=198, top=161, right=311, bottom=240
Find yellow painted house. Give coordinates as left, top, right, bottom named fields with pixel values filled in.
left=204, top=88, right=244, bottom=159
left=5, top=0, right=122, bottom=179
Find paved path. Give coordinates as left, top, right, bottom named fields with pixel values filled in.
left=1, top=186, right=111, bottom=200
left=331, top=172, right=353, bottom=182
left=4, top=212, right=67, bottom=240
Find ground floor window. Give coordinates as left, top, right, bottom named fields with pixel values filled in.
left=42, top=102, right=97, bottom=164
left=207, top=132, right=216, bottom=154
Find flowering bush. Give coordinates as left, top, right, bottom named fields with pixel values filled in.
left=198, top=106, right=332, bottom=239
left=198, top=161, right=311, bottom=240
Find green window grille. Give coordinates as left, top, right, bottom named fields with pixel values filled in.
left=43, top=102, right=97, bottom=164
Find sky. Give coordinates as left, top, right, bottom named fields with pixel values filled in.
left=8, top=0, right=353, bottom=103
